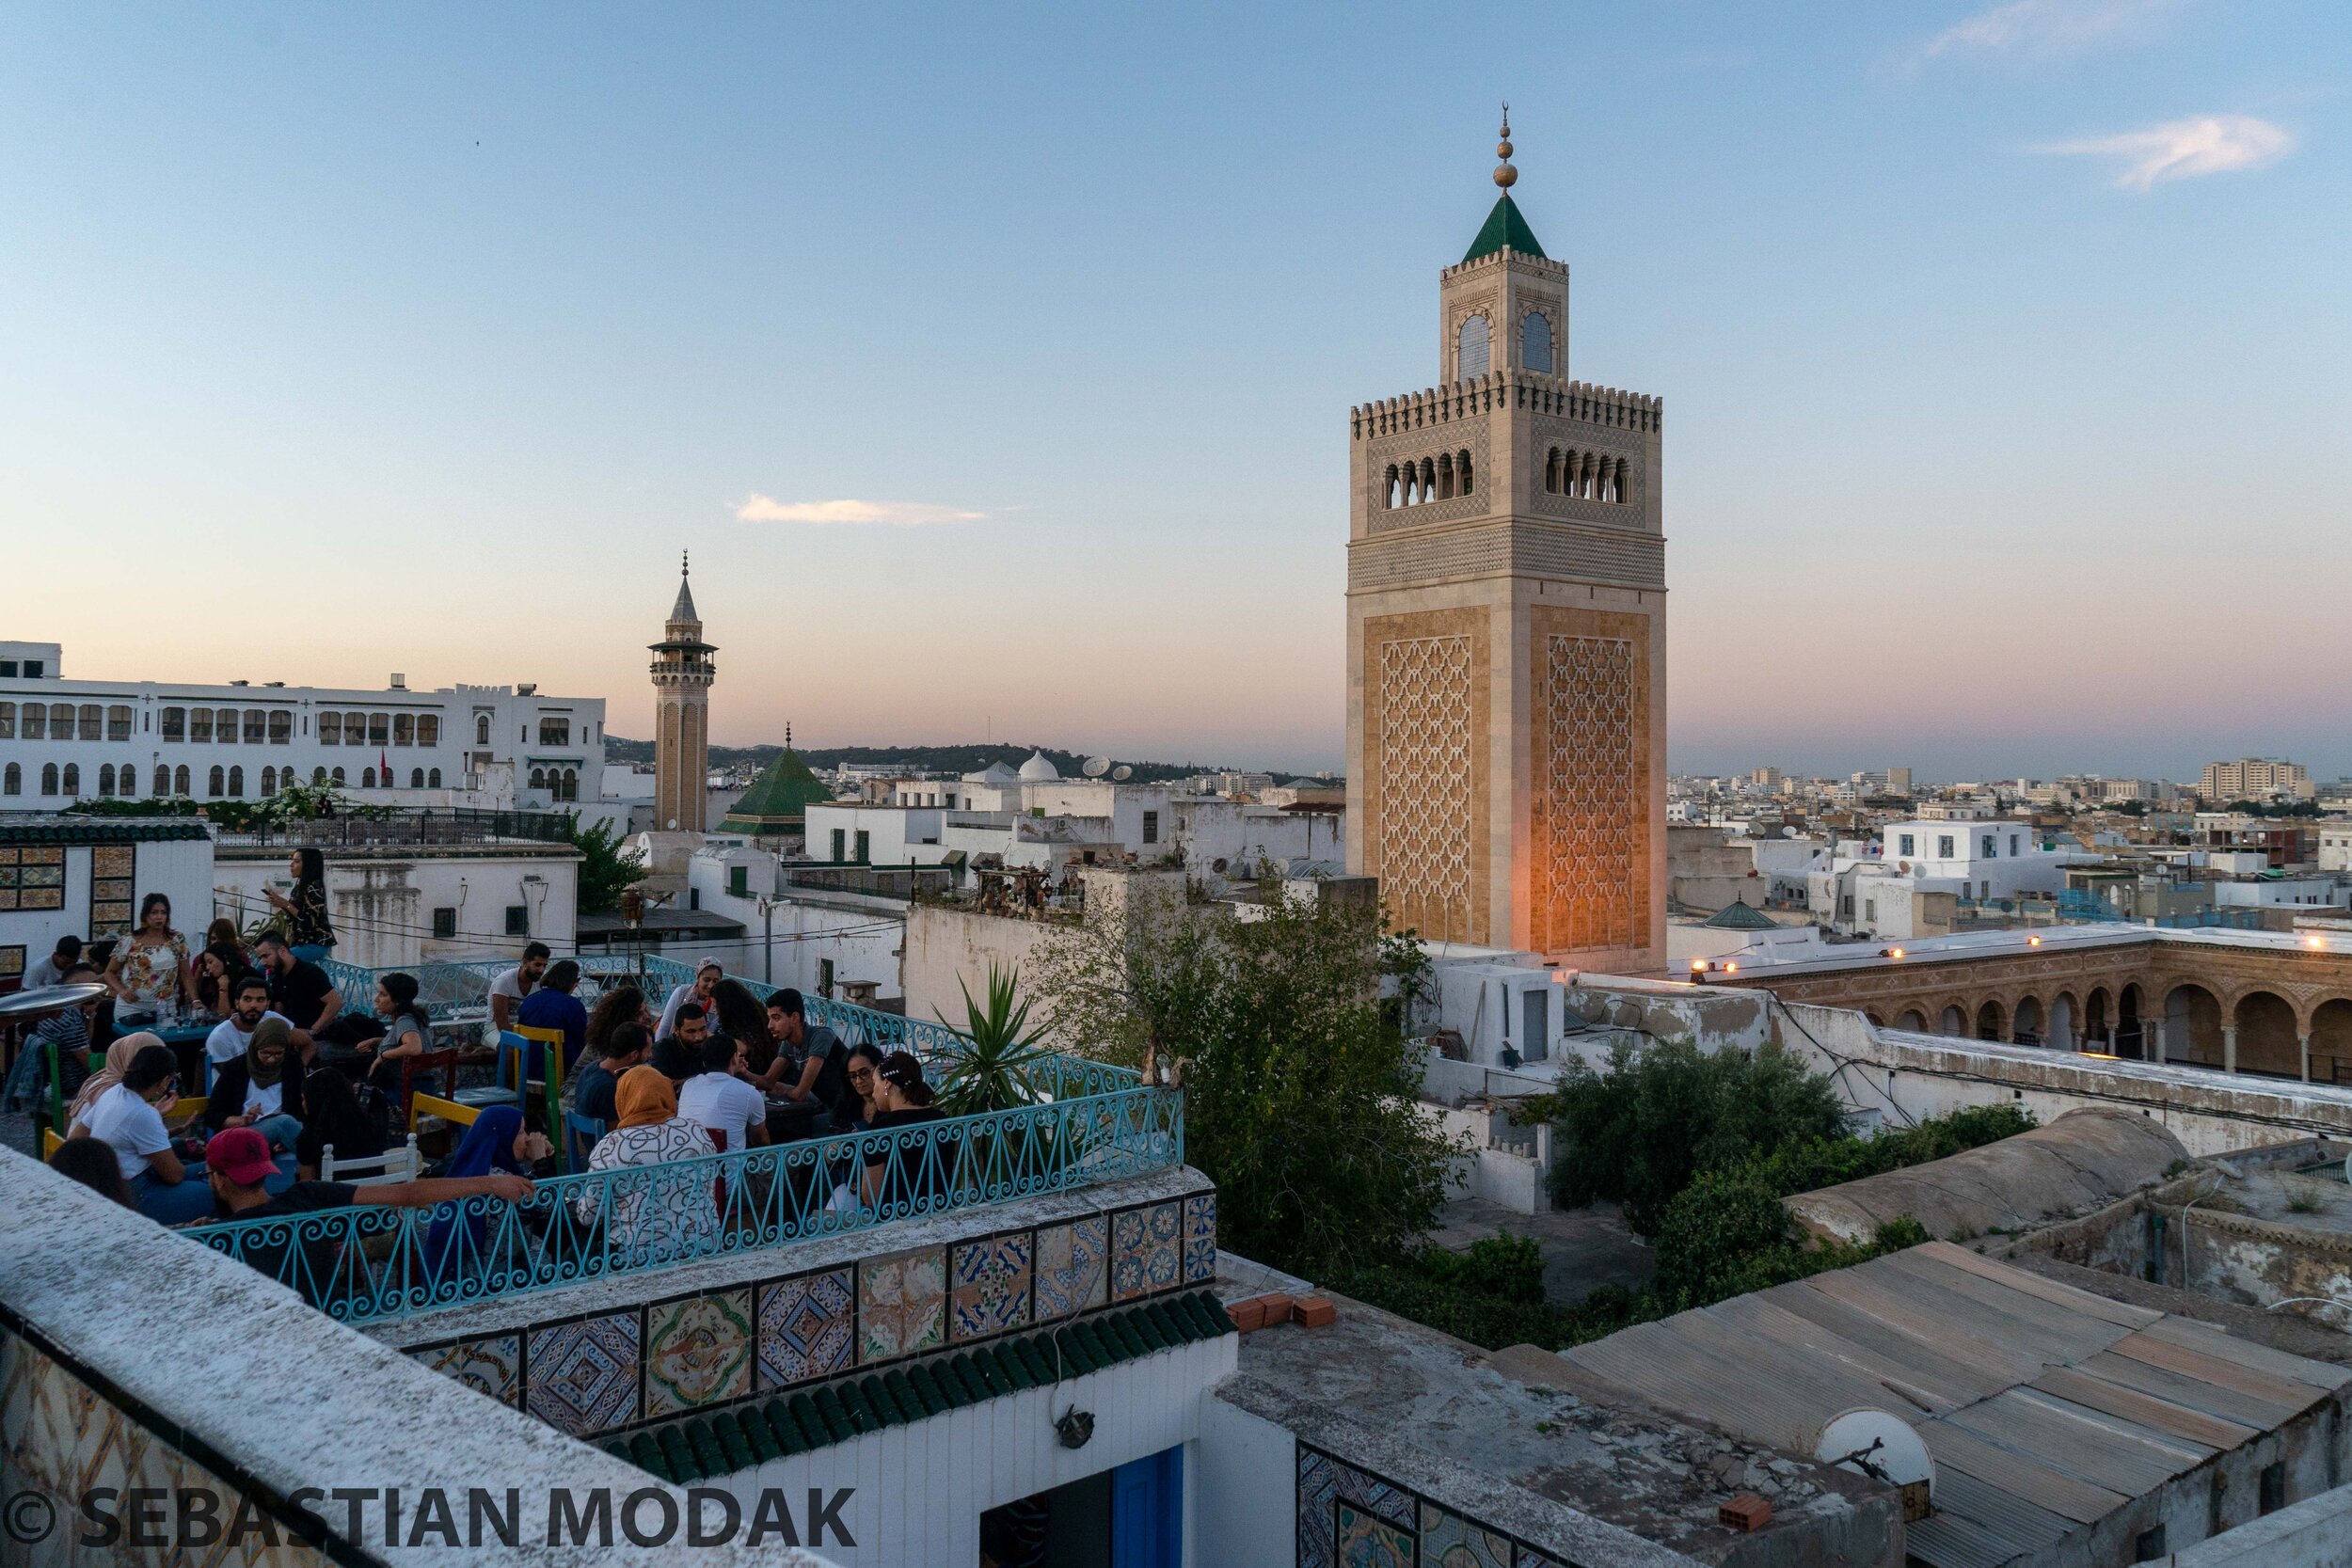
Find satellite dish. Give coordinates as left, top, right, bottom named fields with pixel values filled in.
left=1111, top=766, right=1133, bottom=782
left=1082, top=756, right=1111, bottom=778
left=1816, top=1409, right=1934, bottom=1524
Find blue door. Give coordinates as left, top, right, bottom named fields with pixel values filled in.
left=1110, top=1446, right=1183, bottom=1568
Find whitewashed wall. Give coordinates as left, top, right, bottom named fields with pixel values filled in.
left=716, top=1334, right=1235, bottom=1566
left=1191, top=1393, right=1297, bottom=1568
left=214, top=848, right=579, bottom=967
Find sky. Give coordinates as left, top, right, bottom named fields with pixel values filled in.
left=3, top=1, right=2347, bottom=782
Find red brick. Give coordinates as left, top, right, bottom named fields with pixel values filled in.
left=1294, top=1296, right=1338, bottom=1328
left=1718, top=1495, right=1772, bottom=1533
left=1258, top=1293, right=1294, bottom=1326
left=1228, top=1298, right=1266, bottom=1333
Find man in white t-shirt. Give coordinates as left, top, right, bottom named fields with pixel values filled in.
left=83, top=1042, right=213, bottom=1225
left=207, top=974, right=292, bottom=1066
left=675, top=1033, right=770, bottom=1152
left=489, top=942, right=552, bottom=1032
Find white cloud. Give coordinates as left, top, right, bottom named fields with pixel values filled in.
left=733, top=495, right=986, bottom=525
left=2039, top=114, right=2296, bottom=191
left=1920, top=0, right=2175, bottom=62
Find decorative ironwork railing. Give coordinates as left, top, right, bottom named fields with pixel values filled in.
left=317, top=955, right=1140, bottom=1097
left=184, top=1085, right=1183, bottom=1324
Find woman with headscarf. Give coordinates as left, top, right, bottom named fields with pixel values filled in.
left=295, top=1065, right=384, bottom=1179
left=66, top=1033, right=158, bottom=1136
left=575, top=1066, right=717, bottom=1255
left=421, top=1106, right=549, bottom=1284
left=203, top=1016, right=307, bottom=1162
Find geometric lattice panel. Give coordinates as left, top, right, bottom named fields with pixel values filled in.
left=1535, top=631, right=1643, bottom=953
left=1376, top=633, right=1477, bottom=943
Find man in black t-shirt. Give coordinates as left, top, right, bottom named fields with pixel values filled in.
left=252, top=933, right=343, bottom=1053
left=200, top=1129, right=533, bottom=1302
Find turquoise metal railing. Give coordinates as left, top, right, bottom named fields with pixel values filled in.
left=185, top=1084, right=1183, bottom=1324
left=318, top=955, right=1140, bottom=1098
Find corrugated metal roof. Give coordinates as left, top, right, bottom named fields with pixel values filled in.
left=1558, top=1242, right=2338, bottom=1568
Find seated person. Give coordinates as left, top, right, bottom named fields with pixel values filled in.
left=81, top=1043, right=211, bottom=1225
left=202, top=1016, right=306, bottom=1164
left=862, top=1051, right=949, bottom=1213
left=203, top=1128, right=535, bottom=1305
left=48, top=1133, right=135, bottom=1209
left=676, top=1032, right=771, bottom=1152
left=489, top=941, right=550, bottom=1032
left=206, top=974, right=290, bottom=1069
left=515, top=959, right=588, bottom=1074
left=295, top=1066, right=385, bottom=1180
left=650, top=1004, right=708, bottom=1085
left=656, top=958, right=723, bottom=1040
left=253, top=932, right=342, bottom=1053
left=574, top=1022, right=650, bottom=1126
left=576, top=1067, right=719, bottom=1255
left=31, top=964, right=104, bottom=1104
left=755, top=990, right=845, bottom=1126
left=66, top=1033, right=157, bottom=1138
left=357, top=973, right=433, bottom=1092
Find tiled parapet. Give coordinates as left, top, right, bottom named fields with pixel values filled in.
left=385, top=1166, right=1216, bottom=1444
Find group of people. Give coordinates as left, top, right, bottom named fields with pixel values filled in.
left=42, top=945, right=961, bottom=1283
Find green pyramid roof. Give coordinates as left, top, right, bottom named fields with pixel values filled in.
left=1702, top=899, right=1778, bottom=931
left=719, top=749, right=835, bottom=831
left=1463, top=193, right=1546, bottom=263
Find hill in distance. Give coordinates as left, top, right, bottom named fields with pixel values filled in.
left=602, top=739, right=1311, bottom=785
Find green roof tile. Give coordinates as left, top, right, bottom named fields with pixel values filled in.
left=717, top=748, right=835, bottom=832
left=1462, top=193, right=1546, bottom=263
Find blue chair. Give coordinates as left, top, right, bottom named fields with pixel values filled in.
left=564, top=1111, right=608, bottom=1174
left=451, top=1033, right=532, bottom=1116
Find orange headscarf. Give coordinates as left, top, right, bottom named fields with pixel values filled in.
left=613, top=1064, right=677, bottom=1129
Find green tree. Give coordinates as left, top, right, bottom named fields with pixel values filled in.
left=1032, top=883, right=1461, bottom=1275
left=1528, top=1037, right=1845, bottom=1235
left=565, top=815, right=646, bottom=916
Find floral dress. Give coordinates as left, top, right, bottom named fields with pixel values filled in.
left=287, top=880, right=333, bottom=949
left=118, top=933, right=188, bottom=1010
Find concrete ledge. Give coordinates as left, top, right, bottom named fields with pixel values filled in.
left=2171, top=1480, right=2352, bottom=1566
left=0, top=1147, right=838, bottom=1567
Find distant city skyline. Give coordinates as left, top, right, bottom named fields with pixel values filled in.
left=6, top=2, right=2346, bottom=779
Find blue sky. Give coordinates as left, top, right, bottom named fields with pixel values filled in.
left=3, top=2, right=2345, bottom=780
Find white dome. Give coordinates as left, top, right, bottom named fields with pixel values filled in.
left=1017, top=750, right=1061, bottom=783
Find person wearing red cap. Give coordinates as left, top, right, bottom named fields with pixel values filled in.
left=203, top=1127, right=536, bottom=1298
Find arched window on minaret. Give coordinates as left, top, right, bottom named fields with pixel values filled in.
left=1437, top=452, right=1455, bottom=499
left=1456, top=313, right=1489, bottom=379
left=1456, top=449, right=1473, bottom=495
left=1521, top=310, right=1553, bottom=373
left=1384, top=464, right=1401, bottom=508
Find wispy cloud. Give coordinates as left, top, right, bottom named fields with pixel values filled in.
left=1918, top=0, right=2176, bottom=63
left=2039, top=114, right=2296, bottom=191
left=733, top=495, right=986, bottom=525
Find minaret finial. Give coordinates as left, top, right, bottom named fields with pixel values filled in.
left=1494, top=103, right=1518, bottom=190
left=681, top=549, right=690, bottom=578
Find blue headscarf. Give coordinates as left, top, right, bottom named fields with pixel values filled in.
left=423, top=1107, right=528, bottom=1285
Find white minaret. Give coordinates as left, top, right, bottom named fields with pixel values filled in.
left=649, top=552, right=717, bottom=834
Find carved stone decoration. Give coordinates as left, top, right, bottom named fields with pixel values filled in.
left=1533, top=617, right=1649, bottom=955
left=1374, top=631, right=1480, bottom=944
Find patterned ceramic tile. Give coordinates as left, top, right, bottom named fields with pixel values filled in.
left=409, top=1335, right=522, bottom=1409
left=757, top=1267, right=855, bottom=1389
left=1112, top=1200, right=1181, bottom=1302
left=1183, top=1190, right=1217, bottom=1284
left=1297, top=1447, right=1336, bottom=1568
left=1422, top=1501, right=1511, bottom=1568
left=644, top=1290, right=754, bottom=1418
left=950, top=1232, right=1033, bottom=1341
left=857, top=1247, right=946, bottom=1364
left=525, top=1311, right=641, bottom=1436
left=1515, top=1552, right=1565, bottom=1568
left=1033, top=1215, right=1109, bottom=1322
left=1337, top=1499, right=1416, bottom=1567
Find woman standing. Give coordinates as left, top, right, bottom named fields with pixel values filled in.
left=264, top=847, right=334, bottom=962
left=105, top=895, right=194, bottom=1020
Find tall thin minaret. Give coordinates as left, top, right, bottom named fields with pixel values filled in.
left=1345, top=115, right=1667, bottom=973
left=649, top=551, right=718, bottom=833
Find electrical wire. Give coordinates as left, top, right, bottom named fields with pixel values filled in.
left=205, top=889, right=907, bottom=961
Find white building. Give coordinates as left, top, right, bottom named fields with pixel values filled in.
left=0, top=816, right=214, bottom=961
left=0, top=640, right=607, bottom=818
left=1877, top=816, right=2077, bottom=903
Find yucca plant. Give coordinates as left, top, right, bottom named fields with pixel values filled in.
left=933, top=962, right=1053, bottom=1117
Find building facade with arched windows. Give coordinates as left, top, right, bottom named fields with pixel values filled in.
left=1345, top=133, right=1667, bottom=974
left=0, top=639, right=607, bottom=823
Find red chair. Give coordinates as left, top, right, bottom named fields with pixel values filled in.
left=398, top=1049, right=459, bottom=1124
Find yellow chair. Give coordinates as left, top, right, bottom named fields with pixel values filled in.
left=409, top=1093, right=481, bottom=1132
left=512, top=1024, right=569, bottom=1172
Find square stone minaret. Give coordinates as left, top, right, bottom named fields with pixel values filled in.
left=649, top=554, right=717, bottom=835
left=1345, top=123, right=1666, bottom=974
